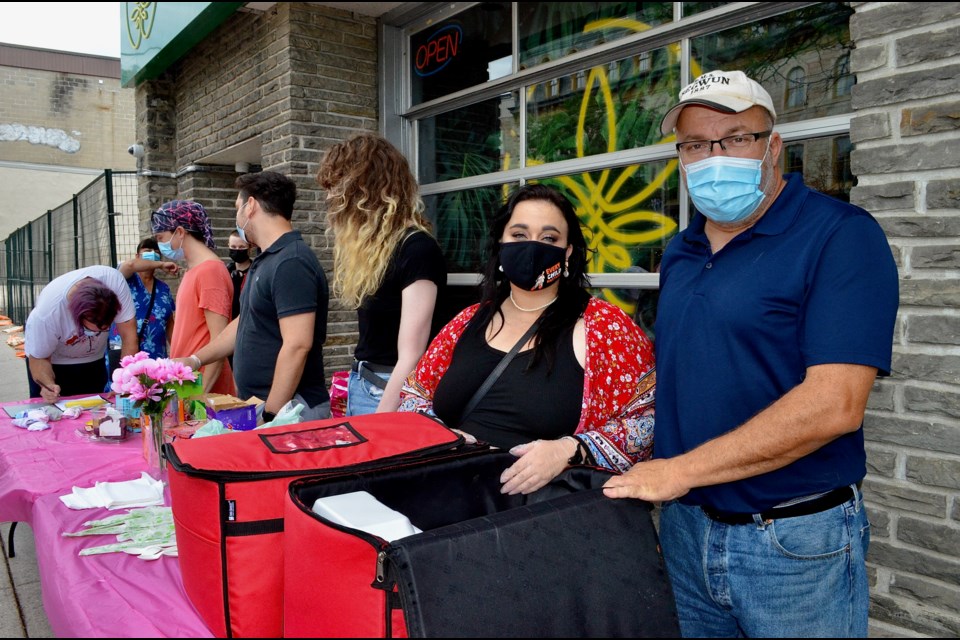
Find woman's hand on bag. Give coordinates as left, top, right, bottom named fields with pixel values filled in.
left=500, top=438, right=577, bottom=495
left=451, top=428, right=478, bottom=445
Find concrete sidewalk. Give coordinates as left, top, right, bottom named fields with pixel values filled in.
left=0, top=342, right=53, bottom=639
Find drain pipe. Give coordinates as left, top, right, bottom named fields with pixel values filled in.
left=137, top=164, right=240, bottom=179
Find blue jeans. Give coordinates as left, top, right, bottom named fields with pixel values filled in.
left=345, top=366, right=390, bottom=417
left=658, top=487, right=869, bottom=638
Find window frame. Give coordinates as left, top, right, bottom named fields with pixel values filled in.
left=380, top=2, right=852, bottom=289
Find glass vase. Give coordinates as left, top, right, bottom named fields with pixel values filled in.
left=141, top=409, right=167, bottom=482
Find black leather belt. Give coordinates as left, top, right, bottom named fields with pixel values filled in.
left=350, top=360, right=393, bottom=374
left=700, top=484, right=860, bottom=525
left=351, top=360, right=392, bottom=390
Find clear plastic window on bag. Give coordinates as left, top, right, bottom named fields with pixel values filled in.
left=260, top=422, right=366, bottom=453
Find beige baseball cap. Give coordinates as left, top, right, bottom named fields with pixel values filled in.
left=660, top=70, right=776, bottom=135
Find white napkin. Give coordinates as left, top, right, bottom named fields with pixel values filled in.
left=60, top=472, right=165, bottom=510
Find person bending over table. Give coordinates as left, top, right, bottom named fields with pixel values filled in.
left=24, top=265, right=138, bottom=403
left=399, top=184, right=656, bottom=495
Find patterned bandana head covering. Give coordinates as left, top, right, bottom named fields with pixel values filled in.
left=150, top=200, right=216, bottom=249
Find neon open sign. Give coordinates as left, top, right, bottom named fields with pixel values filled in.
left=414, top=24, right=463, bottom=77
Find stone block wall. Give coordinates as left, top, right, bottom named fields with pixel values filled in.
left=850, top=2, right=960, bottom=637
left=134, top=2, right=379, bottom=378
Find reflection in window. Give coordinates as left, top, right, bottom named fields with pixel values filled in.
left=834, top=136, right=853, bottom=195
left=834, top=54, right=854, bottom=97
left=786, top=66, right=806, bottom=108
left=785, top=143, right=804, bottom=174
left=529, top=162, right=679, bottom=279
left=608, top=61, right=620, bottom=83
left=590, top=286, right=660, bottom=343
left=518, top=2, right=672, bottom=68
left=527, top=47, right=677, bottom=165
left=683, top=2, right=730, bottom=17
left=636, top=51, right=652, bottom=73
left=417, top=93, right=520, bottom=185
left=574, top=70, right=587, bottom=91
left=423, top=184, right=516, bottom=273
left=689, top=4, right=853, bottom=125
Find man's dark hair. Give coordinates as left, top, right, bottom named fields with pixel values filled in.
left=235, top=171, right=297, bottom=220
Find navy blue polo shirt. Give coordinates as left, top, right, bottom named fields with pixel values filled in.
left=654, top=174, right=899, bottom=512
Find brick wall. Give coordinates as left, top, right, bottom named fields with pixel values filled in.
left=134, top=2, right=379, bottom=379
left=850, top=2, right=960, bottom=637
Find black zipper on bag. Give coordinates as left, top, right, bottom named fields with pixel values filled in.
left=164, top=435, right=465, bottom=483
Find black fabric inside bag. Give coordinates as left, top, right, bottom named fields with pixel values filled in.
left=296, top=451, right=679, bottom=638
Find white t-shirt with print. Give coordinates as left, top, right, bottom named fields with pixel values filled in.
left=24, top=266, right=136, bottom=364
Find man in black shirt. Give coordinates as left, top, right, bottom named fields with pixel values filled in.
left=187, top=171, right=330, bottom=422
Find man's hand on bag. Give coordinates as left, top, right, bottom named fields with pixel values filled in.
left=602, top=458, right=690, bottom=503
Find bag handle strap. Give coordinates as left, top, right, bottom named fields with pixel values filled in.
left=459, top=317, right=541, bottom=425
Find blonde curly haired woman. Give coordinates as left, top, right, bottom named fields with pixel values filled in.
left=318, top=133, right=447, bottom=415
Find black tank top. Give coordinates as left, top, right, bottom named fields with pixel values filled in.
left=433, top=318, right=584, bottom=449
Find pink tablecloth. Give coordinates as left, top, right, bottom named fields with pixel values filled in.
left=32, top=492, right=212, bottom=638
left=0, top=396, right=145, bottom=523
left=0, top=397, right=213, bottom=637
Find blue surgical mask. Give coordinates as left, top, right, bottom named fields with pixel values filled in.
left=82, top=327, right=103, bottom=337
left=236, top=202, right=250, bottom=244
left=158, top=234, right=184, bottom=262
left=683, top=151, right=768, bottom=224
left=141, top=251, right=160, bottom=261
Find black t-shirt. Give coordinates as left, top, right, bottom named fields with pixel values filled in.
left=433, top=318, right=584, bottom=449
left=355, top=230, right=447, bottom=365
left=227, top=262, right=249, bottom=319
left=234, top=231, right=330, bottom=407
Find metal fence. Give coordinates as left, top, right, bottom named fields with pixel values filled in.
left=0, top=170, right=140, bottom=324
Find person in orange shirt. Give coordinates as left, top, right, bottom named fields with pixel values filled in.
left=152, top=200, right=235, bottom=395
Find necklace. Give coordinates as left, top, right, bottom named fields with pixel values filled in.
left=509, top=291, right=558, bottom=313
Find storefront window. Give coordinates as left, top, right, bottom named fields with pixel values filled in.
left=690, top=4, right=854, bottom=124
left=531, top=162, right=678, bottom=277
left=410, top=2, right=512, bottom=105
left=423, top=183, right=517, bottom=273
left=785, top=143, right=804, bottom=174
left=418, top=92, right=520, bottom=185
left=394, top=2, right=856, bottom=315
left=527, top=47, right=678, bottom=164
left=518, top=2, right=673, bottom=69
left=683, top=2, right=729, bottom=17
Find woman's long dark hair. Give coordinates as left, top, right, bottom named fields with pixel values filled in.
left=471, top=184, right=591, bottom=370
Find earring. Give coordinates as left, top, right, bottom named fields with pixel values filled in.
left=498, top=264, right=504, bottom=272
left=563, top=261, right=569, bottom=278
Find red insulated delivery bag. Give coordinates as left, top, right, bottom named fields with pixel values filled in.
left=164, top=412, right=462, bottom=638
left=283, top=449, right=679, bottom=638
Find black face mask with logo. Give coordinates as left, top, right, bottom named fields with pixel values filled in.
left=498, top=241, right=566, bottom=291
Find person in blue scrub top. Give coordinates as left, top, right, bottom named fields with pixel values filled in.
left=603, top=70, right=899, bottom=638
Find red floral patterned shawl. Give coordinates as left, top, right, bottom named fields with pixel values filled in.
left=399, top=297, right=655, bottom=472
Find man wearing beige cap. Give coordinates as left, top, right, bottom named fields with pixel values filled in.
left=604, top=70, right=899, bottom=637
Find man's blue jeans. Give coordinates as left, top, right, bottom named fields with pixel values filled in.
left=658, top=487, right=870, bottom=638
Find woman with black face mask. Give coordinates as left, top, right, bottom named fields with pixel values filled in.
left=399, top=184, right=656, bottom=495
